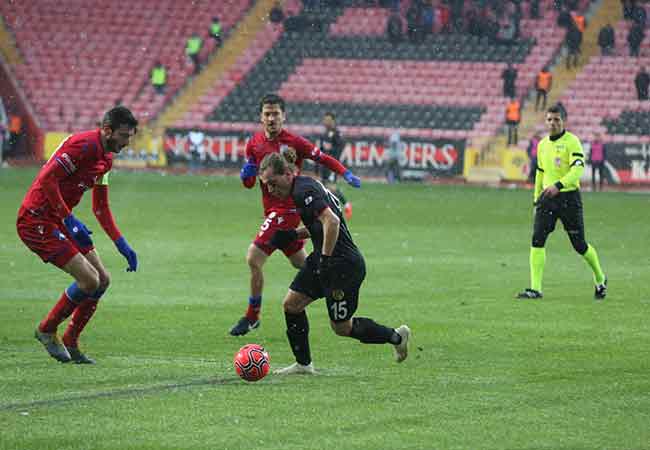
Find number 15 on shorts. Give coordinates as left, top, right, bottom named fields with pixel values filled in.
left=329, top=301, right=348, bottom=321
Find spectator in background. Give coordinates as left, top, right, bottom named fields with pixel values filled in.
left=269, top=2, right=285, bottom=23
left=437, top=3, right=451, bottom=33
left=150, top=61, right=167, bottom=95
left=386, top=130, right=402, bottom=184
left=589, top=134, right=607, bottom=191
left=635, top=66, right=650, bottom=100
left=622, top=0, right=635, bottom=20
left=527, top=132, right=542, bottom=183
left=502, top=63, right=518, bottom=98
left=421, top=0, right=434, bottom=34
left=387, top=10, right=403, bottom=43
left=505, top=96, right=521, bottom=146
left=0, top=97, right=7, bottom=165
left=557, top=7, right=572, bottom=28
left=406, top=1, right=424, bottom=43
left=8, top=112, right=23, bottom=158
left=565, top=22, right=582, bottom=69
left=186, top=33, right=203, bottom=74
left=598, top=23, right=615, bottom=56
left=627, top=22, right=644, bottom=57
left=571, top=11, right=586, bottom=34
left=535, top=66, right=552, bottom=111
left=530, top=0, right=541, bottom=19
left=209, top=17, right=222, bottom=46
left=632, top=3, right=647, bottom=27
left=512, top=1, right=523, bottom=38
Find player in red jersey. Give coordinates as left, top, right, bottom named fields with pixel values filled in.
left=229, top=94, right=361, bottom=336
left=17, top=106, right=139, bottom=364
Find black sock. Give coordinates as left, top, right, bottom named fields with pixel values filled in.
left=285, top=311, right=311, bottom=365
left=349, top=317, right=398, bottom=344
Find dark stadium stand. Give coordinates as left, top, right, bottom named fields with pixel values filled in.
left=175, top=0, right=583, bottom=143
left=560, top=12, right=650, bottom=143
left=0, top=0, right=250, bottom=131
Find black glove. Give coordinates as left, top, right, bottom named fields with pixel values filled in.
left=270, top=229, right=298, bottom=250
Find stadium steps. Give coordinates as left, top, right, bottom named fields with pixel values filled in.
left=470, top=0, right=620, bottom=178
left=0, top=15, right=21, bottom=65
left=515, top=0, right=623, bottom=143
left=134, top=0, right=278, bottom=151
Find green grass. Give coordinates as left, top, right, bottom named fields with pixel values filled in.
left=1, top=168, right=649, bottom=450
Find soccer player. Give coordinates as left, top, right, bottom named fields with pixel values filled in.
left=230, top=94, right=362, bottom=336
left=17, top=106, right=139, bottom=363
left=517, top=104, right=607, bottom=300
left=258, top=152, right=410, bottom=374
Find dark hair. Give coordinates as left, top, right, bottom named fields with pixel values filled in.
left=259, top=93, right=285, bottom=112
left=102, top=106, right=138, bottom=131
left=546, top=103, right=567, bottom=120
left=324, top=112, right=336, bottom=121
left=260, top=151, right=291, bottom=175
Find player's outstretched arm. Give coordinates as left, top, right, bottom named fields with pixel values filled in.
left=315, top=151, right=362, bottom=188
left=92, top=184, right=137, bottom=272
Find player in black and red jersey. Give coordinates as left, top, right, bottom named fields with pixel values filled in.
left=230, top=94, right=361, bottom=336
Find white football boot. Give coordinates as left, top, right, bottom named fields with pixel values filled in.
left=393, top=325, right=411, bottom=363
left=274, top=362, right=317, bottom=375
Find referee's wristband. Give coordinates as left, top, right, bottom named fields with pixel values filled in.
left=554, top=181, right=564, bottom=190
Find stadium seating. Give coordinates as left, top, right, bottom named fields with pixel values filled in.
left=174, top=0, right=593, bottom=143
left=559, top=12, right=650, bottom=143
left=0, top=0, right=250, bottom=131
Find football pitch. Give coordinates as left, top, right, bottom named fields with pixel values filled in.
left=1, top=168, right=649, bottom=450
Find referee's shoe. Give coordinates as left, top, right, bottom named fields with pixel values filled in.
left=594, top=278, right=608, bottom=300
left=516, top=288, right=543, bottom=299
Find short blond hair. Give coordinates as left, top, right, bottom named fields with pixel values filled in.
left=260, top=152, right=291, bottom=175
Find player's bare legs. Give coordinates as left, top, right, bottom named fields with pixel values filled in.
left=287, top=248, right=307, bottom=269
left=35, top=253, right=99, bottom=363
left=61, top=253, right=101, bottom=293
left=230, top=244, right=306, bottom=336
left=230, top=244, right=268, bottom=336
left=247, top=244, right=268, bottom=299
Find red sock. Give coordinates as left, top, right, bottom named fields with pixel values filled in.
left=38, top=292, right=77, bottom=333
left=62, top=300, right=98, bottom=348
left=245, top=304, right=261, bottom=322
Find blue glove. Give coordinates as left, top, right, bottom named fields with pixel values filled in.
left=63, top=214, right=93, bottom=248
left=343, top=170, right=361, bottom=188
left=240, top=157, right=257, bottom=179
left=114, top=236, right=138, bottom=272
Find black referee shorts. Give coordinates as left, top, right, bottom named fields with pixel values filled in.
left=532, top=190, right=588, bottom=254
left=290, top=253, right=366, bottom=322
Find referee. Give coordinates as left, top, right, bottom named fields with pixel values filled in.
left=518, top=104, right=607, bottom=300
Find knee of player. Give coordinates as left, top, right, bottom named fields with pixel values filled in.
left=79, top=271, right=100, bottom=294
left=246, top=254, right=265, bottom=272
left=282, top=298, right=304, bottom=315
left=330, top=320, right=352, bottom=337
left=98, top=270, right=111, bottom=291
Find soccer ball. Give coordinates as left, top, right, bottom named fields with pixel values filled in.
left=234, top=344, right=270, bottom=382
